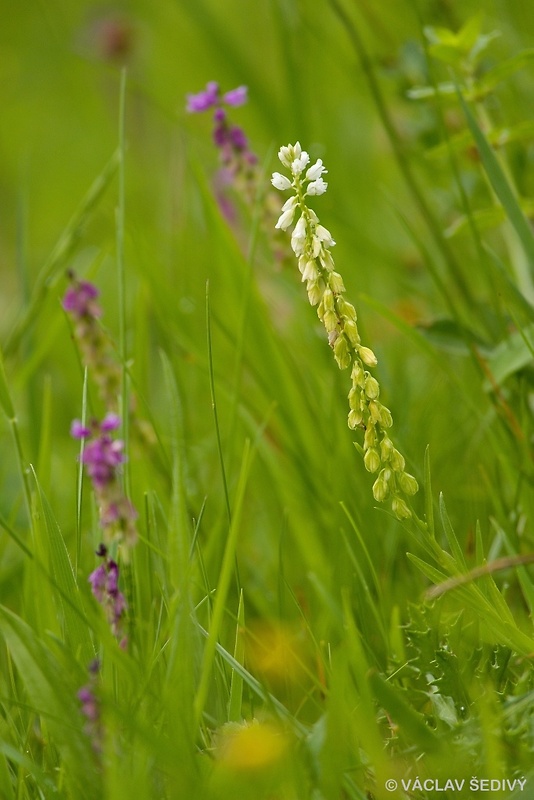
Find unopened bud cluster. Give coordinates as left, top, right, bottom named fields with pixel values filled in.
left=272, top=143, right=418, bottom=518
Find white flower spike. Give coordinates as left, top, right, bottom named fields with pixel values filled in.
left=271, top=142, right=418, bottom=517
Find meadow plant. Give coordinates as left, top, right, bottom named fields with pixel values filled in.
left=272, top=143, right=418, bottom=518
left=63, top=273, right=121, bottom=412
left=77, top=658, right=103, bottom=752
left=186, top=81, right=258, bottom=214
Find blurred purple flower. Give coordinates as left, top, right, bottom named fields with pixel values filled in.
left=186, top=81, right=220, bottom=112
left=70, top=415, right=137, bottom=548
left=81, top=433, right=125, bottom=490
left=186, top=82, right=247, bottom=114
left=71, top=420, right=91, bottom=439
left=89, top=552, right=127, bottom=639
left=78, top=659, right=103, bottom=752
left=63, top=279, right=101, bottom=318
left=222, top=85, right=247, bottom=107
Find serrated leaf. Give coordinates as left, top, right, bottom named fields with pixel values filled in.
left=368, top=670, right=440, bottom=752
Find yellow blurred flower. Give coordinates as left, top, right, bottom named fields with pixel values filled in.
left=214, top=720, right=289, bottom=771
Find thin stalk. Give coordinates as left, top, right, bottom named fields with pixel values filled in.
left=206, top=281, right=232, bottom=525
left=193, top=439, right=251, bottom=730
left=117, top=67, right=130, bottom=492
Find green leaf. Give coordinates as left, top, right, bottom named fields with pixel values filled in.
left=478, top=49, right=534, bottom=94
left=439, top=494, right=468, bottom=571
left=30, top=467, right=92, bottom=663
left=423, top=446, right=435, bottom=539
left=0, top=344, right=15, bottom=420
left=368, top=669, right=440, bottom=752
left=227, top=589, right=245, bottom=722
left=458, top=91, right=534, bottom=274
left=5, top=150, right=119, bottom=356
left=0, top=606, right=99, bottom=799
left=446, top=206, right=505, bottom=238
left=483, top=323, right=534, bottom=389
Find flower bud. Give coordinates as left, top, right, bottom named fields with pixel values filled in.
left=380, top=436, right=394, bottom=461
left=311, top=235, right=322, bottom=258
left=333, top=334, right=350, bottom=369
left=307, top=178, right=328, bottom=196
left=275, top=207, right=296, bottom=230
left=392, top=496, right=411, bottom=520
left=344, top=319, right=360, bottom=347
left=323, top=288, right=335, bottom=312
left=339, top=300, right=357, bottom=321
left=315, top=224, right=335, bottom=247
left=328, top=272, right=345, bottom=294
left=302, top=259, right=319, bottom=281
left=305, top=158, right=327, bottom=181
left=369, top=400, right=382, bottom=424
left=351, top=362, right=365, bottom=386
left=278, top=144, right=296, bottom=167
left=348, top=408, right=363, bottom=428
left=364, top=422, right=377, bottom=448
left=348, top=387, right=361, bottom=410
left=291, top=151, right=310, bottom=175
left=358, top=346, right=378, bottom=367
left=398, top=471, right=418, bottom=496
left=364, top=375, right=380, bottom=400
left=364, top=447, right=381, bottom=473
left=323, top=310, right=338, bottom=332
left=307, top=279, right=323, bottom=306
left=372, top=477, right=389, bottom=503
left=320, top=250, right=335, bottom=272
left=271, top=172, right=292, bottom=191
left=379, top=404, right=393, bottom=428
left=390, top=448, right=405, bottom=472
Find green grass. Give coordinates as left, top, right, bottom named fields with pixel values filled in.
left=1, top=1, right=534, bottom=798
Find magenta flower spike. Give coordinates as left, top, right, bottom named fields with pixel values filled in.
left=70, top=415, right=137, bottom=549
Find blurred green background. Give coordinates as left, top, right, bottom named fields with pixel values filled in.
left=2, top=1, right=534, bottom=795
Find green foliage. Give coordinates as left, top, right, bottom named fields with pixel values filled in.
left=1, top=1, right=534, bottom=798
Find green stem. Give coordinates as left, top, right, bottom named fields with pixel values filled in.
left=117, top=67, right=130, bottom=493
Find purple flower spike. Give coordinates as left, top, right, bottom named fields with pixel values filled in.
left=186, top=81, right=219, bottom=113
left=222, top=85, right=247, bottom=107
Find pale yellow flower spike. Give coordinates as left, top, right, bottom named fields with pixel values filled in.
left=271, top=143, right=418, bottom=518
